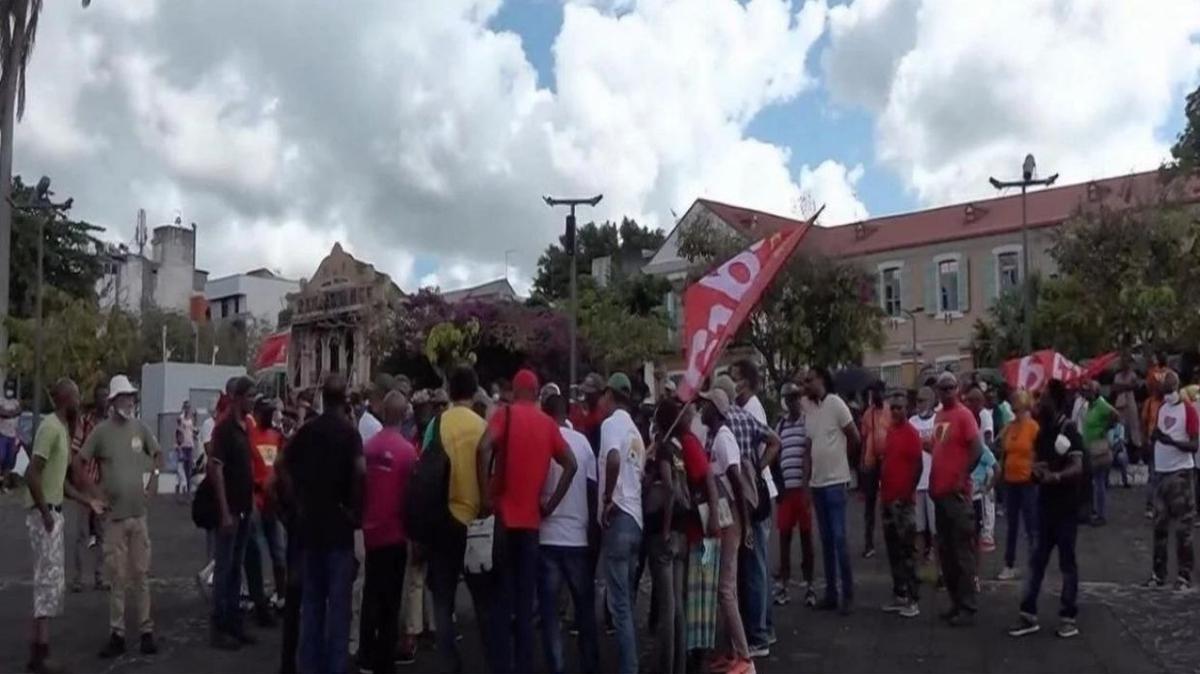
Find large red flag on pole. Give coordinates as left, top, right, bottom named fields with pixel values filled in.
left=676, top=212, right=818, bottom=402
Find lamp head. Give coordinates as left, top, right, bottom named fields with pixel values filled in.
left=1022, top=154, right=1036, bottom=182
left=35, top=176, right=51, bottom=200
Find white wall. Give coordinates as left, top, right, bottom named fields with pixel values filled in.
left=205, top=274, right=299, bottom=327
left=140, top=362, right=246, bottom=446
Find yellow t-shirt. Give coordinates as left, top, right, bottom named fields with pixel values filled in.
left=437, top=406, right=486, bottom=525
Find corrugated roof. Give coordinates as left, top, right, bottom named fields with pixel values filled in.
left=694, top=169, right=1198, bottom=259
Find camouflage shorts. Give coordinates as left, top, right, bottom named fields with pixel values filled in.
left=27, top=509, right=65, bottom=618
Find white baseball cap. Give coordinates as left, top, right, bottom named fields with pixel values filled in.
left=108, top=375, right=138, bottom=400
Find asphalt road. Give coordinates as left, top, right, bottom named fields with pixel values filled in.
left=0, top=484, right=1193, bottom=673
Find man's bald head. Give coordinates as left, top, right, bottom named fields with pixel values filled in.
left=382, top=391, right=410, bottom=427
left=51, top=377, right=80, bottom=413
left=323, top=373, right=348, bottom=411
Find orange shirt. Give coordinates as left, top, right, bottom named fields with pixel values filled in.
left=1002, top=417, right=1039, bottom=484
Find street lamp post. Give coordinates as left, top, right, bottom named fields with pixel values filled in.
left=899, top=306, right=923, bottom=388
left=9, top=177, right=72, bottom=436
left=543, top=194, right=602, bottom=388
left=989, top=154, right=1058, bottom=354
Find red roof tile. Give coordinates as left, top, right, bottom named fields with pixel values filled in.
left=696, top=169, right=1199, bottom=259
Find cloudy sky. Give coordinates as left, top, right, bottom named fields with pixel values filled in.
left=20, top=0, right=1200, bottom=293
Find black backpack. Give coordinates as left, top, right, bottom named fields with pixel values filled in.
left=191, top=476, right=218, bottom=530
left=405, top=414, right=453, bottom=546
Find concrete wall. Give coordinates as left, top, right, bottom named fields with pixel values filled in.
left=140, top=362, right=246, bottom=447
left=205, top=273, right=299, bottom=327
left=150, top=226, right=196, bottom=314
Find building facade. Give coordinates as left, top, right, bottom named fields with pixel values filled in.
left=645, top=170, right=1186, bottom=388
left=285, top=243, right=405, bottom=391
left=204, top=268, right=300, bottom=328
left=97, top=217, right=208, bottom=315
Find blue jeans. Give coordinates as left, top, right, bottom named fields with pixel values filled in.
left=493, top=526, right=540, bottom=674
left=1020, top=508, right=1078, bottom=619
left=603, top=510, right=643, bottom=674
left=1004, top=483, right=1039, bottom=568
left=212, top=513, right=251, bottom=635
left=811, top=483, right=853, bottom=604
left=738, top=516, right=772, bottom=646
left=1092, top=470, right=1109, bottom=520
left=299, top=546, right=356, bottom=674
left=538, top=545, right=598, bottom=674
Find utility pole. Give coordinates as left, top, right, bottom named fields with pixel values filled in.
left=543, top=194, right=602, bottom=388
left=899, top=306, right=923, bottom=389
left=989, top=154, right=1058, bottom=354
left=9, top=177, right=72, bottom=436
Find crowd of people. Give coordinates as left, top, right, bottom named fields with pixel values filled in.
left=15, top=352, right=1200, bottom=674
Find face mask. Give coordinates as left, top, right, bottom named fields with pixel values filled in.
left=1165, top=392, right=1181, bottom=405
left=1054, top=434, right=1071, bottom=456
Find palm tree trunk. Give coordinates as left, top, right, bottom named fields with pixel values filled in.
left=0, top=2, right=27, bottom=383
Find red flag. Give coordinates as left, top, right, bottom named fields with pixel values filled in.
left=677, top=221, right=813, bottom=402
left=254, top=331, right=290, bottom=371
left=1001, top=349, right=1119, bottom=393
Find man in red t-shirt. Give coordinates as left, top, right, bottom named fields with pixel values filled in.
left=246, top=396, right=285, bottom=623
left=481, top=369, right=577, bottom=674
left=880, top=392, right=924, bottom=618
left=929, top=372, right=983, bottom=626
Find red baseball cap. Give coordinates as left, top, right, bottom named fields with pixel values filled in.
left=513, top=369, right=539, bottom=395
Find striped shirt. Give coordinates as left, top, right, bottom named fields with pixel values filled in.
left=776, top=416, right=810, bottom=489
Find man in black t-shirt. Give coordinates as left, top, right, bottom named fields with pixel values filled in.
left=281, top=374, right=364, bottom=674
left=209, top=376, right=258, bottom=649
left=1008, top=381, right=1085, bottom=640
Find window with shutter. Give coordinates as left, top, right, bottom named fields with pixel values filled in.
left=879, top=266, right=902, bottom=317
left=938, top=258, right=960, bottom=312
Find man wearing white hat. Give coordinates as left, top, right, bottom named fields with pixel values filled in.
left=76, top=374, right=162, bottom=659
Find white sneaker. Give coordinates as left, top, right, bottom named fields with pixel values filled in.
left=997, top=566, right=1021, bottom=581
left=898, top=602, right=920, bottom=619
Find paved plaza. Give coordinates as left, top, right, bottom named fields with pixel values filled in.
left=0, top=487, right=1193, bottom=674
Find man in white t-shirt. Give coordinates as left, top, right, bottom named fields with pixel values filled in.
left=597, top=372, right=645, bottom=674
left=1148, top=371, right=1198, bottom=590
left=966, top=388, right=998, bottom=551
left=799, top=367, right=861, bottom=614
left=538, top=392, right=599, bottom=674
left=909, top=387, right=938, bottom=561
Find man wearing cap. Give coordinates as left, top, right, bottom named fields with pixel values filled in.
left=572, top=373, right=607, bottom=452
left=25, top=378, right=105, bottom=674
left=208, top=376, right=262, bottom=649
left=595, top=372, right=646, bottom=674
left=695, top=386, right=753, bottom=673
left=482, top=368, right=578, bottom=674
left=929, top=371, right=984, bottom=627
left=721, top=368, right=781, bottom=657
left=77, top=374, right=162, bottom=658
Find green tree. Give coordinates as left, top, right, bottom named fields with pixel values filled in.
left=5, top=289, right=139, bottom=409
left=424, top=319, right=480, bottom=379
left=677, top=214, right=884, bottom=386
left=971, top=193, right=1200, bottom=365
left=8, top=176, right=105, bottom=318
left=578, top=284, right=666, bottom=375
left=532, top=217, right=665, bottom=302
left=1172, top=82, right=1200, bottom=172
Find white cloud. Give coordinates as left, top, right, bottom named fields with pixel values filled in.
left=824, top=0, right=1200, bottom=205
left=20, top=0, right=859, bottom=294
left=799, top=160, right=867, bottom=225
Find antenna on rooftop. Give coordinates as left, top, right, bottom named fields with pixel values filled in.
left=135, top=209, right=148, bottom=256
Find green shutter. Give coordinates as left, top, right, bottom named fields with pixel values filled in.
left=875, top=270, right=884, bottom=311
left=958, top=256, right=971, bottom=313
left=898, top=265, right=907, bottom=313
left=924, top=262, right=938, bottom=315
left=983, top=254, right=996, bottom=308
